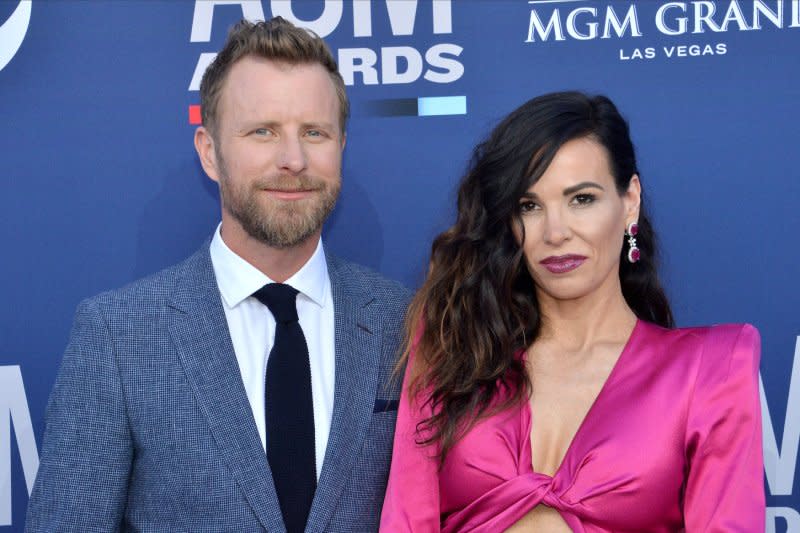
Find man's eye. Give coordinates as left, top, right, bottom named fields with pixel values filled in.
left=254, top=128, right=271, bottom=136
left=306, top=130, right=323, bottom=137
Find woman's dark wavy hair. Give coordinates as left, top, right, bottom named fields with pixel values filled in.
left=402, top=91, right=673, bottom=463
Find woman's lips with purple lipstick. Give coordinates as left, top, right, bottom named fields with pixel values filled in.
left=539, top=254, right=587, bottom=274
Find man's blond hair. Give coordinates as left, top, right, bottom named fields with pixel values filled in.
left=200, top=17, right=349, bottom=137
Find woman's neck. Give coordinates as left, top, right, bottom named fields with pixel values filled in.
left=536, top=283, right=637, bottom=352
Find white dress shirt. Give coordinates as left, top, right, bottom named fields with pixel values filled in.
left=209, top=225, right=335, bottom=478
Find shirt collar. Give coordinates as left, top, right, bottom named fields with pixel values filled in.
left=209, top=224, right=329, bottom=309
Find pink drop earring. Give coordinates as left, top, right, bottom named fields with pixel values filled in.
left=626, top=222, right=640, bottom=263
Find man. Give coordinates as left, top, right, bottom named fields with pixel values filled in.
left=27, top=18, right=410, bottom=532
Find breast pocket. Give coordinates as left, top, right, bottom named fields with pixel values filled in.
left=373, top=398, right=400, bottom=413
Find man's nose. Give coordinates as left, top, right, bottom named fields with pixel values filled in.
left=277, top=136, right=308, bottom=174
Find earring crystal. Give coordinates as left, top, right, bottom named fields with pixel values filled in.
left=626, top=222, right=640, bottom=263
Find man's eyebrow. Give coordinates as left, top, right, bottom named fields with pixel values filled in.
left=238, top=120, right=279, bottom=131
left=302, top=121, right=336, bottom=130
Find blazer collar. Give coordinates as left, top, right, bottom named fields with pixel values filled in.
left=167, top=244, right=284, bottom=532
left=306, top=251, right=384, bottom=530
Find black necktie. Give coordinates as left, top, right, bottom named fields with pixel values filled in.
left=253, top=283, right=316, bottom=533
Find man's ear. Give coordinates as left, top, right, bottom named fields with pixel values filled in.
left=194, top=126, right=220, bottom=183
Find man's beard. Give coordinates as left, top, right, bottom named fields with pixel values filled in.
left=217, top=155, right=340, bottom=249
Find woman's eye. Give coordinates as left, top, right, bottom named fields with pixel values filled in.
left=572, top=193, right=596, bottom=206
left=519, top=200, right=539, bottom=212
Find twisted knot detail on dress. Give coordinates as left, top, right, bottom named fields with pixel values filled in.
left=442, top=470, right=578, bottom=532
left=253, top=283, right=316, bottom=533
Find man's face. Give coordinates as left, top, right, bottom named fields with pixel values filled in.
left=197, top=56, right=345, bottom=249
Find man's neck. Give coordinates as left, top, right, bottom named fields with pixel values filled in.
left=219, top=222, right=320, bottom=283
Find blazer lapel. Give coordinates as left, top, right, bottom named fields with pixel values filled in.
left=306, top=253, right=383, bottom=530
left=166, top=246, right=285, bottom=532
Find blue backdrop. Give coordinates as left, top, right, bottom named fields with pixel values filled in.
left=1, top=1, right=798, bottom=530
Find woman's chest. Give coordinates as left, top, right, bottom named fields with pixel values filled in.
left=438, top=358, right=695, bottom=528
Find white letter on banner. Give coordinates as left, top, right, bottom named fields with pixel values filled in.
left=766, top=507, right=800, bottom=533
left=752, top=0, right=783, bottom=29
left=792, top=0, right=800, bottom=27
left=0, top=366, right=39, bottom=526
left=603, top=5, right=642, bottom=38
left=353, top=0, right=372, bottom=37
left=381, top=46, right=423, bottom=84
left=270, top=0, right=343, bottom=38
left=656, top=3, right=688, bottom=35
left=354, top=0, right=451, bottom=38
left=761, top=336, right=800, bottom=496
left=0, top=0, right=32, bottom=73
left=566, top=7, right=598, bottom=40
left=189, top=53, right=217, bottom=91
left=338, top=48, right=379, bottom=85
left=719, top=0, right=750, bottom=31
left=692, top=1, right=722, bottom=33
left=190, top=1, right=265, bottom=42
left=424, top=44, right=463, bottom=83
left=526, top=8, right=565, bottom=42
left=432, top=0, right=453, bottom=34
left=385, top=0, right=419, bottom=36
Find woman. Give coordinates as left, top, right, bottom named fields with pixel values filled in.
left=380, top=92, right=764, bottom=532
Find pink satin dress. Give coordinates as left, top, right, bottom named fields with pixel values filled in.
left=380, top=321, right=765, bottom=532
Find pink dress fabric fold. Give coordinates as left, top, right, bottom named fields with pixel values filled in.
left=380, top=321, right=765, bottom=532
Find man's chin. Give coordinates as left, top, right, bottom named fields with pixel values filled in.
left=245, top=218, right=322, bottom=249
left=255, top=231, right=319, bottom=250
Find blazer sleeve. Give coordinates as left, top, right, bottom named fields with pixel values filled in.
left=26, top=298, right=132, bottom=533
left=683, top=323, right=765, bottom=532
left=379, top=350, right=442, bottom=532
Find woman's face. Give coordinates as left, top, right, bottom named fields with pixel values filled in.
left=515, top=137, right=640, bottom=304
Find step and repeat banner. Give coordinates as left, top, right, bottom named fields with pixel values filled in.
left=1, top=0, right=798, bottom=530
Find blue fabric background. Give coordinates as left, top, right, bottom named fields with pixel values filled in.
left=1, top=1, right=798, bottom=530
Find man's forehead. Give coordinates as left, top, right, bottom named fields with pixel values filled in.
left=224, top=57, right=330, bottom=92
left=222, top=58, right=335, bottom=104
left=216, top=58, right=339, bottom=124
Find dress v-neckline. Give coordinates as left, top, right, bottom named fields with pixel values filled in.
left=526, top=318, right=642, bottom=480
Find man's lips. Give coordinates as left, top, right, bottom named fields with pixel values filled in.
left=539, top=254, right=587, bottom=274
left=261, top=188, right=316, bottom=200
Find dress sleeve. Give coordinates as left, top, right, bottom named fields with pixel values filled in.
left=379, top=350, right=442, bottom=532
left=683, top=323, right=765, bottom=532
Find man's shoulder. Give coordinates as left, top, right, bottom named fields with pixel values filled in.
left=326, top=253, right=412, bottom=304
left=84, top=244, right=210, bottom=313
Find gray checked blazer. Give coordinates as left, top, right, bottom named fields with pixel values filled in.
left=26, top=242, right=411, bottom=532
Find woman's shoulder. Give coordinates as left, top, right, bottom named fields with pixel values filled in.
left=637, top=320, right=760, bottom=371
left=643, top=320, right=757, bottom=342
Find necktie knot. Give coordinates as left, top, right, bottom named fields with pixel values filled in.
left=253, top=283, right=299, bottom=324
